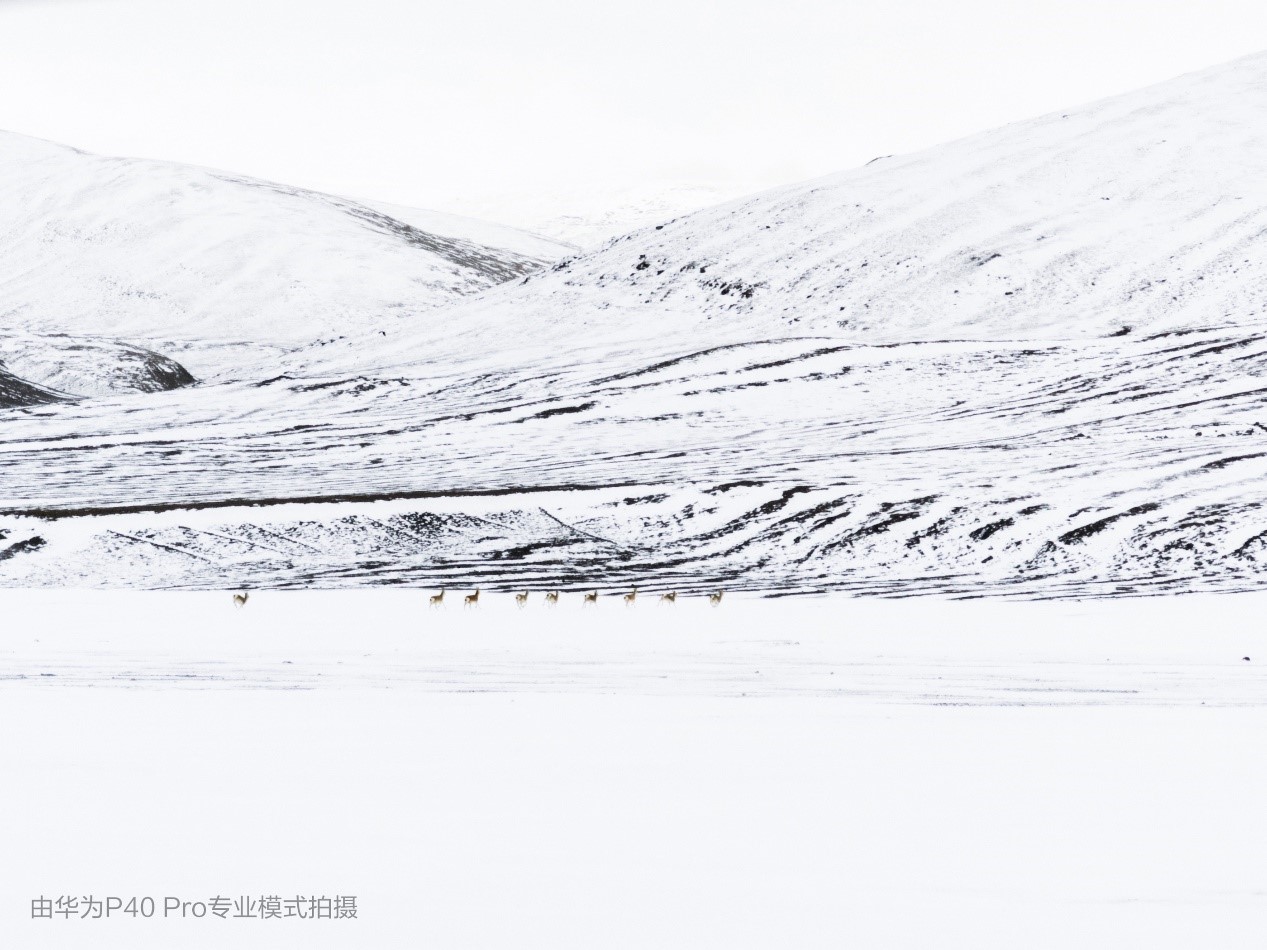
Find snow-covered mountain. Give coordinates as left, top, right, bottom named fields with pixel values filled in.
left=0, top=131, right=569, bottom=350
left=7, top=55, right=1267, bottom=595
left=395, top=51, right=1267, bottom=355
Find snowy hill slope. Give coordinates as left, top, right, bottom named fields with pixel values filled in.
left=8, top=56, right=1267, bottom=593
left=0, top=132, right=570, bottom=349
left=381, top=50, right=1267, bottom=355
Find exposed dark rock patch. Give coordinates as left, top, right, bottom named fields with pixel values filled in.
left=0, top=368, right=68, bottom=408
left=0, top=536, right=46, bottom=561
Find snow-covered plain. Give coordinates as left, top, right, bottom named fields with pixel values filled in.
left=7, top=55, right=1267, bottom=593
left=3, top=591, right=1267, bottom=949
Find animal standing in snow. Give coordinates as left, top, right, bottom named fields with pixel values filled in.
left=544, top=590, right=559, bottom=606
left=232, top=591, right=249, bottom=608
left=429, top=589, right=445, bottom=608
left=515, top=591, right=529, bottom=608
left=464, top=589, right=481, bottom=608
left=623, top=589, right=637, bottom=607
left=583, top=591, right=598, bottom=606
left=659, top=591, right=677, bottom=605
left=709, top=590, right=724, bottom=606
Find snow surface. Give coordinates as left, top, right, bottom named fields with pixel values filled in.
left=8, top=55, right=1267, bottom=593
left=3, top=591, right=1267, bottom=948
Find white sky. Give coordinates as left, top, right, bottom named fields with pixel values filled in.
left=2, top=0, right=1267, bottom=216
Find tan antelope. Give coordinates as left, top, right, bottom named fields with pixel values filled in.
left=429, top=589, right=445, bottom=608
left=232, top=591, right=249, bottom=608
left=658, top=591, right=677, bottom=605
left=515, top=591, right=529, bottom=608
left=463, top=589, right=481, bottom=609
left=708, top=590, right=724, bottom=607
left=623, top=589, right=638, bottom=607
left=544, top=590, right=559, bottom=606
left=582, top=590, right=598, bottom=607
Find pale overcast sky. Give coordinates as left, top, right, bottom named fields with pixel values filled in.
left=1, top=0, right=1266, bottom=215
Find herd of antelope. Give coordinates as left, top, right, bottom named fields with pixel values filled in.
left=232, top=588, right=724, bottom=607
left=427, top=588, right=724, bottom=608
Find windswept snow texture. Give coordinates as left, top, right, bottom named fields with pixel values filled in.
left=9, top=54, right=1267, bottom=592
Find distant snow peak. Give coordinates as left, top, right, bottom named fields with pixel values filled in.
left=433, top=179, right=780, bottom=248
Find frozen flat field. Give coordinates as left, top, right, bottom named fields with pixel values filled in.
left=3, top=591, right=1267, bottom=948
